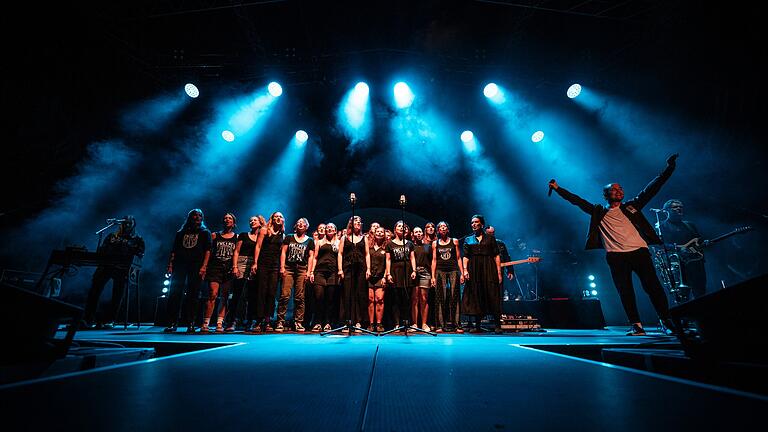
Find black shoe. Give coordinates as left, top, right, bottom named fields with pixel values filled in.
left=185, top=325, right=197, bottom=334
left=102, top=322, right=114, bottom=330
left=660, top=318, right=678, bottom=336
left=626, top=323, right=646, bottom=336
left=163, top=324, right=178, bottom=333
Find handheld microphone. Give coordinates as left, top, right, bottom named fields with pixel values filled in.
left=349, top=192, right=357, bottom=205
left=399, top=194, right=407, bottom=206
left=548, top=179, right=555, bottom=197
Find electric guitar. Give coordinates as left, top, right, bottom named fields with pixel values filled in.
left=676, top=226, right=752, bottom=263
left=501, top=256, right=542, bottom=267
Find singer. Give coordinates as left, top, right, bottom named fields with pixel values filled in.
left=549, top=154, right=679, bottom=336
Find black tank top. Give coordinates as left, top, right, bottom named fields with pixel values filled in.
left=315, top=241, right=339, bottom=272
left=212, top=232, right=237, bottom=266
left=237, top=232, right=258, bottom=258
left=369, top=244, right=387, bottom=279
left=435, top=238, right=460, bottom=272
left=414, top=242, right=432, bottom=269
left=258, top=232, right=284, bottom=270
left=343, top=236, right=366, bottom=267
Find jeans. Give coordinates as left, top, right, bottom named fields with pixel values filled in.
left=435, top=270, right=461, bottom=328
left=606, top=248, right=670, bottom=324
left=277, top=264, right=307, bottom=324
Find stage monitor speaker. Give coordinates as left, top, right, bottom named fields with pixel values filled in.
left=669, top=274, right=768, bottom=364
left=0, top=283, right=83, bottom=365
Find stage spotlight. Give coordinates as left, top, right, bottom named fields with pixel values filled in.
left=531, top=131, right=544, bottom=143
left=162, top=287, right=169, bottom=294
left=483, top=83, right=499, bottom=99
left=184, top=83, right=199, bottom=98
left=163, top=280, right=170, bottom=287
left=295, top=130, right=308, bottom=144
left=394, top=82, right=414, bottom=108
left=221, top=130, right=235, bottom=142
left=354, top=82, right=369, bottom=98
left=268, top=82, right=283, bottom=97
left=591, top=289, right=598, bottom=296
left=589, top=282, right=597, bottom=288
left=567, top=83, right=582, bottom=99
left=461, top=130, right=474, bottom=143
left=588, top=274, right=595, bottom=281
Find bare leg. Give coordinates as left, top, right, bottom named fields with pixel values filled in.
left=368, top=287, right=375, bottom=324
left=411, top=287, right=420, bottom=325
left=419, top=288, right=429, bottom=327
left=374, top=287, right=385, bottom=324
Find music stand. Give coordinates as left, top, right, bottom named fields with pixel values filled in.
left=379, top=194, right=436, bottom=337
left=321, top=193, right=377, bottom=336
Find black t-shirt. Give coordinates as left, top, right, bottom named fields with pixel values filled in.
left=283, top=234, right=315, bottom=266
left=435, top=238, right=460, bottom=272
left=172, top=228, right=212, bottom=265
left=386, top=240, right=414, bottom=263
left=315, top=241, right=339, bottom=272
left=414, top=242, right=432, bottom=269
left=659, top=220, right=700, bottom=246
left=237, top=232, right=258, bottom=258
left=258, top=232, right=284, bottom=269
left=100, top=232, right=145, bottom=258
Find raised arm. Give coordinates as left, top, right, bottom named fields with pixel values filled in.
left=633, top=153, right=678, bottom=209
left=550, top=179, right=596, bottom=215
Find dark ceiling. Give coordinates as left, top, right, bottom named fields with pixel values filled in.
left=2, top=0, right=766, bottom=225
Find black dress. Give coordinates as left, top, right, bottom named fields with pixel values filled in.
left=461, top=233, right=501, bottom=316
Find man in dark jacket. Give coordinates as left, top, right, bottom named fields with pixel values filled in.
left=549, top=154, right=679, bottom=336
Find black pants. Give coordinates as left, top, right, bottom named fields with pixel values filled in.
left=391, top=285, right=412, bottom=326
left=226, top=277, right=252, bottom=325
left=84, top=266, right=128, bottom=324
left=255, top=267, right=280, bottom=322
left=682, top=260, right=707, bottom=299
left=339, top=264, right=368, bottom=324
left=166, top=261, right=203, bottom=326
left=606, top=248, right=670, bottom=324
left=313, top=284, right=337, bottom=326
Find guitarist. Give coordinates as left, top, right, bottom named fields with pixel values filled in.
left=658, top=199, right=707, bottom=299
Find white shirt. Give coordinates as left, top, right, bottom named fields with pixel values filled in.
left=599, top=206, right=648, bottom=252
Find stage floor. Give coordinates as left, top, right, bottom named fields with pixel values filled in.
left=1, top=327, right=765, bottom=430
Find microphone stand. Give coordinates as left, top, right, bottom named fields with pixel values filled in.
left=380, top=195, right=436, bottom=336
left=95, top=220, right=119, bottom=250
left=322, top=193, right=377, bottom=336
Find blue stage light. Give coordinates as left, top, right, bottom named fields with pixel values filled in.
left=268, top=82, right=283, bottom=97
left=483, top=83, right=499, bottom=99
left=588, top=274, right=595, bottom=281
left=591, top=289, right=598, bottom=296
left=461, top=130, right=474, bottom=143
left=394, top=82, right=414, bottom=108
left=163, top=280, right=170, bottom=287
left=162, top=287, right=169, bottom=294
left=531, top=131, right=545, bottom=143
left=221, top=130, right=235, bottom=142
left=295, top=130, right=308, bottom=144
left=567, top=83, right=582, bottom=99
left=589, top=282, right=597, bottom=288
left=184, top=83, right=199, bottom=98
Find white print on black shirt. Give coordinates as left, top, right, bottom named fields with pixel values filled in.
left=392, top=245, right=408, bottom=261
left=438, top=246, right=452, bottom=261
left=215, top=240, right=236, bottom=261
left=287, top=242, right=308, bottom=263
left=183, top=233, right=199, bottom=249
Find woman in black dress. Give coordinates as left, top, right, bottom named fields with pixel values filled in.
left=461, top=214, right=503, bottom=333
left=338, top=216, right=371, bottom=332
left=202, top=213, right=238, bottom=332
left=308, top=223, right=339, bottom=331
left=251, top=211, right=285, bottom=332
left=368, top=226, right=388, bottom=332
left=385, top=221, right=417, bottom=329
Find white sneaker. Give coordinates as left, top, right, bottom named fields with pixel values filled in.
left=354, top=323, right=362, bottom=333
left=422, top=324, right=431, bottom=332
left=409, top=324, right=419, bottom=331
left=275, top=322, right=284, bottom=332
left=323, top=324, right=332, bottom=331
left=312, top=324, right=322, bottom=332
left=295, top=322, right=305, bottom=332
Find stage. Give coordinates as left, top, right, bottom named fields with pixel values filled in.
left=1, top=327, right=765, bottom=430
